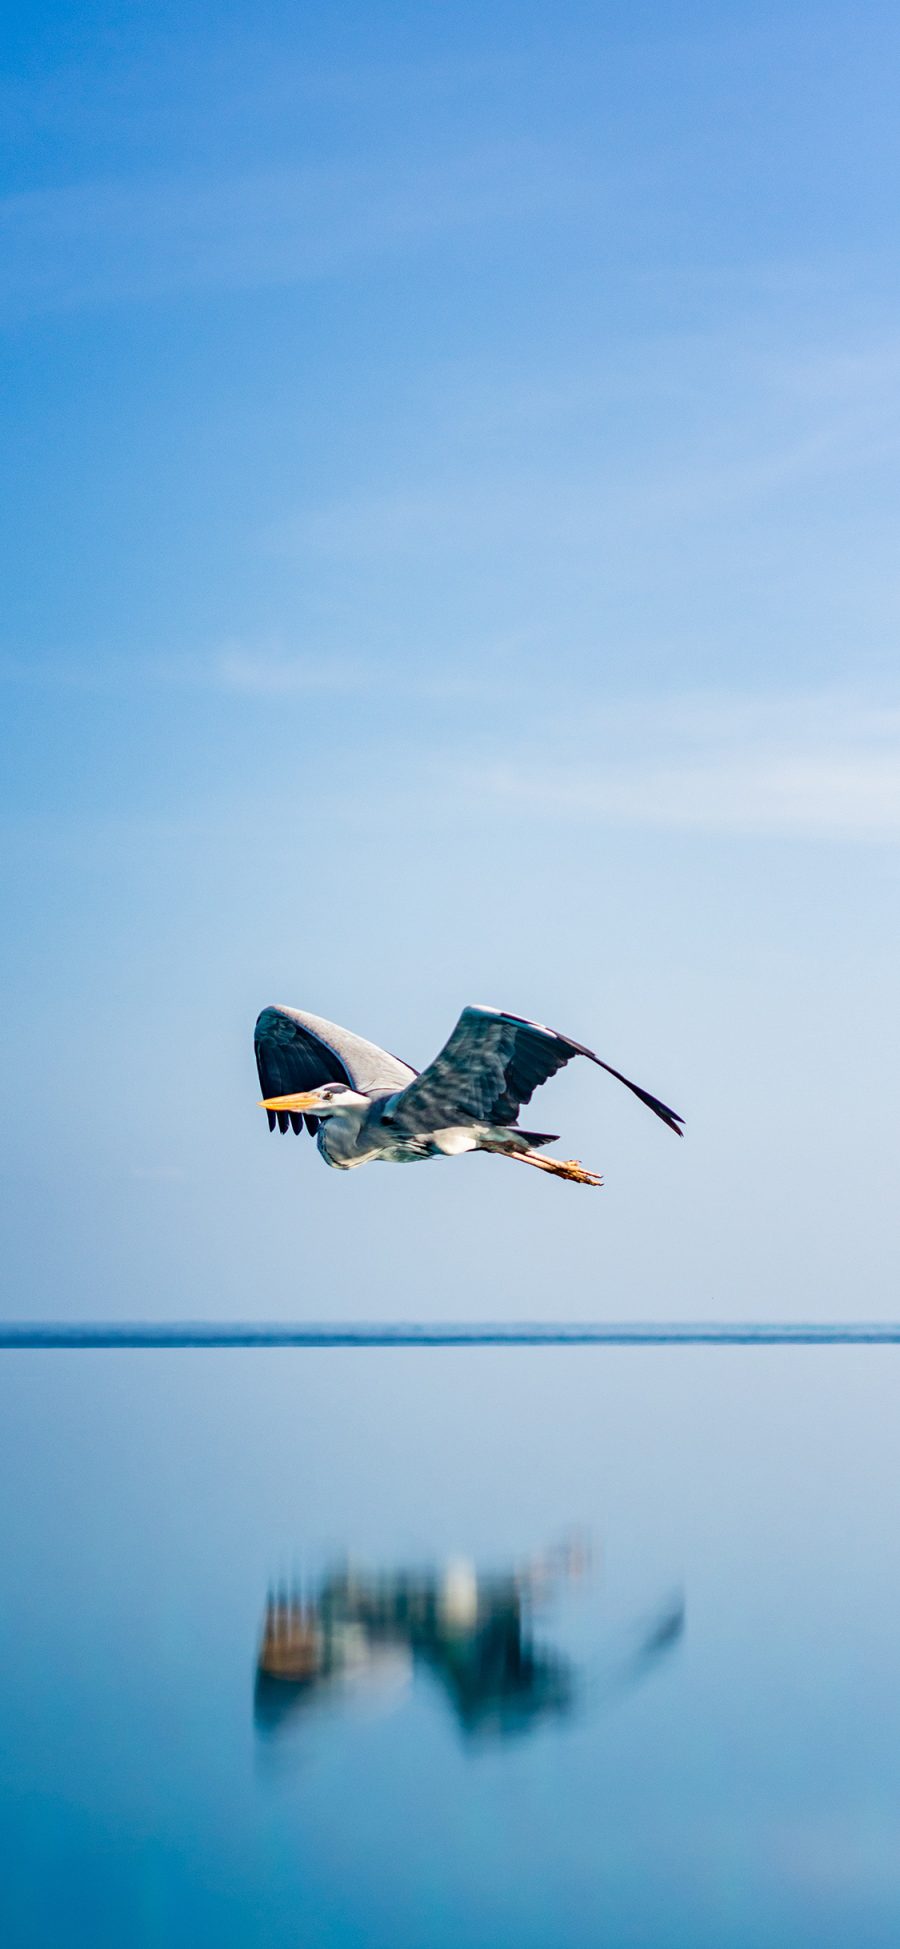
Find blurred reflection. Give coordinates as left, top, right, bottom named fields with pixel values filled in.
left=595, top=1590, right=686, bottom=1707
left=255, top=1538, right=684, bottom=1747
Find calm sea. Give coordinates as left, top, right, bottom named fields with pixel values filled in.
left=1, top=1336, right=898, bottom=1947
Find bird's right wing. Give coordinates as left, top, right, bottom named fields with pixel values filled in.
left=255, top=1006, right=417, bottom=1134
left=388, top=1005, right=683, bottom=1137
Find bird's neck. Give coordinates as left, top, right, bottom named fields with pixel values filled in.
left=317, top=1100, right=370, bottom=1168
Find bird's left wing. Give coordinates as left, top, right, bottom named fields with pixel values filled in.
left=388, top=1005, right=683, bottom=1136
left=255, top=1005, right=417, bottom=1134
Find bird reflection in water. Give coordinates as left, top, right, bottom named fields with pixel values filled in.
left=255, top=1537, right=684, bottom=1747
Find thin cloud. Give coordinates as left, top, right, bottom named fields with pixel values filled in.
left=0, top=142, right=582, bottom=320
left=215, top=643, right=502, bottom=705
left=274, top=417, right=900, bottom=569
left=473, top=692, right=900, bottom=842
left=218, top=647, right=371, bottom=697
left=0, top=643, right=512, bottom=705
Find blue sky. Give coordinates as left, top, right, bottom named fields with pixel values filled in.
left=3, top=0, right=899, bottom=1321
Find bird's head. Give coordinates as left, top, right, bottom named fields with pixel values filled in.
left=259, top=1082, right=368, bottom=1120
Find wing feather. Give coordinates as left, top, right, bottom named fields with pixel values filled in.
left=254, top=1005, right=417, bottom=1137
left=389, top=1005, right=683, bottom=1137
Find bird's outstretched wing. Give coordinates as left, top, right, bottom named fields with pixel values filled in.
left=255, top=1006, right=417, bottom=1135
left=388, top=1005, right=683, bottom=1137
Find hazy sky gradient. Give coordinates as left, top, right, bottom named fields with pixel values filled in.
left=3, top=0, right=899, bottom=1320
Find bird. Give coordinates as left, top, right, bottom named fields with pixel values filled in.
left=255, top=1002, right=682, bottom=1187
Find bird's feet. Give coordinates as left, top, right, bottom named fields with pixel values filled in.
left=492, top=1142, right=603, bottom=1186
left=547, top=1157, right=604, bottom=1187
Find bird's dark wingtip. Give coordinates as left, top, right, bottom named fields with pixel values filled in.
left=647, top=1097, right=685, bottom=1135
left=586, top=1053, right=684, bottom=1135
left=636, top=1090, right=684, bottom=1136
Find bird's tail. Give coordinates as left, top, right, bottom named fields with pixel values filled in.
left=515, top=1129, right=560, bottom=1149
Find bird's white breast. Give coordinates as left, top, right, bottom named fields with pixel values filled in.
left=431, top=1128, right=479, bottom=1156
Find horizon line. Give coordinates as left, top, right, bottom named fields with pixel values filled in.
left=2, top=1322, right=900, bottom=1349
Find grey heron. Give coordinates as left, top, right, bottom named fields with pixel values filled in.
left=255, top=1003, right=682, bottom=1186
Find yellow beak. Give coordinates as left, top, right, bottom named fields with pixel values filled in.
left=259, top=1091, right=323, bottom=1112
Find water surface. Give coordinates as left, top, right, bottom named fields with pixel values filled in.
left=1, top=1345, right=898, bottom=1947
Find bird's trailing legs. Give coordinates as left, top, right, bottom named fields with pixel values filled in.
left=490, top=1142, right=603, bottom=1187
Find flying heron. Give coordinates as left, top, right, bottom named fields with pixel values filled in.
left=255, top=1003, right=682, bottom=1186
